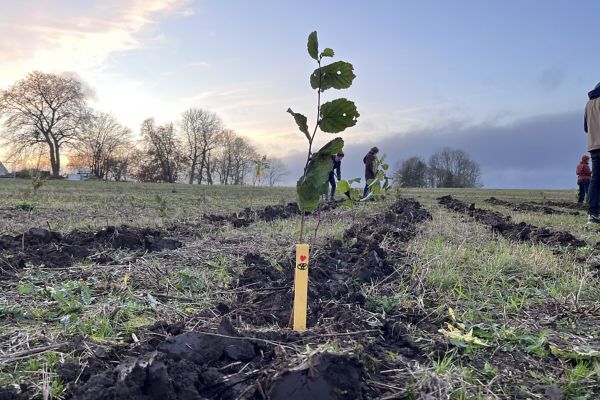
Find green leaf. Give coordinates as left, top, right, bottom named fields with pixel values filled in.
left=310, top=61, right=356, bottom=91
left=307, top=31, right=319, bottom=60
left=321, top=48, right=334, bottom=58
left=18, top=283, right=37, bottom=295
left=336, top=179, right=350, bottom=194
left=319, top=98, right=359, bottom=133
left=382, top=163, right=389, bottom=171
left=287, top=108, right=311, bottom=141
left=297, top=138, right=344, bottom=211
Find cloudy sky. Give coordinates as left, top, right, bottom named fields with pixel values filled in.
left=0, top=0, right=599, bottom=188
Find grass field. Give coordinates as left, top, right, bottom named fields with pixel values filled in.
left=0, top=180, right=598, bottom=399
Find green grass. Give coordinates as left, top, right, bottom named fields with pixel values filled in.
left=0, top=178, right=297, bottom=234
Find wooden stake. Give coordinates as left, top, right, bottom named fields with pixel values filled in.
left=293, top=243, right=310, bottom=331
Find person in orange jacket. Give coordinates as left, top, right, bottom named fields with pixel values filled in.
left=576, top=155, right=592, bottom=204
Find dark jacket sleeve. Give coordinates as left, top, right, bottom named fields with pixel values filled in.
left=336, top=162, right=341, bottom=180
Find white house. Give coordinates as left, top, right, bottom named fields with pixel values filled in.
left=0, top=161, right=8, bottom=176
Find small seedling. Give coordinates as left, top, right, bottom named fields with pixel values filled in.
left=155, top=194, right=169, bottom=218
left=288, top=30, right=359, bottom=241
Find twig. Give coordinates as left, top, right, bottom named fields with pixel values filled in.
left=0, top=343, right=64, bottom=363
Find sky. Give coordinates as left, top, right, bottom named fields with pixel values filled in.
left=0, top=0, right=599, bottom=188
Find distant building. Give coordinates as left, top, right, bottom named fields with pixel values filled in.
left=66, top=168, right=92, bottom=181
left=0, top=161, right=8, bottom=176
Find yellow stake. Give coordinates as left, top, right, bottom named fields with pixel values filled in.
left=293, top=243, right=310, bottom=331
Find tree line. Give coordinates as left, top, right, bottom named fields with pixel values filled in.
left=394, top=147, right=482, bottom=188
left=0, top=71, right=289, bottom=185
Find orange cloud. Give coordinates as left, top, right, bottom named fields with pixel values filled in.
left=0, top=0, right=192, bottom=86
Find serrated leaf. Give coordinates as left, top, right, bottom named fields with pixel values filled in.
left=321, top=48, right=334, bottom=58
left=297, top=138, right=344, bottom=212
left=307, top=31, right=319, bottom=60
left=310, top=61, right=356, bottom=91
left=550, top=344, right=600, bottom=360
left=287, top=108, right=311, bottom=141
left=319, top=98, right=359, bottom=133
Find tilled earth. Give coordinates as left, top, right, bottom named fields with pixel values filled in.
left=202, top=201, right=341, bottom=228
left=0, top=201, right=343, bottom=275
left=0, top=226, right=182, bottom=273
left=484, top=197, right=581, bottom=216
left=438, top=195, right=588, bottom=248
left=3, top=196, right=599, bottom=399
left=1, top=199, right=434, bottom=400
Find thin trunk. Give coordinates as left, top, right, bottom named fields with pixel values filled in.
left=189, top=160, right=196, bottom=184
left=206, top=153, right=213, bottom=185
left=47, top=141, right=57, bottom=175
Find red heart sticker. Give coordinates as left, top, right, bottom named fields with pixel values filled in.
left=300, top=255, right=307, bottom=262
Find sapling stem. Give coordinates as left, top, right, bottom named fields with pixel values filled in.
left=303, top=59, right=322, bottom=175
left=299, top=212, right=306, bottom=242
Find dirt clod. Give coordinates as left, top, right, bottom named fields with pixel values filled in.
left=269, top=353, right=363, bottom=400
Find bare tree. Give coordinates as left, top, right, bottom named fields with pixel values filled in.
left=106, top=147, right=134, bottom=181
left=210, top=129, right=261, bottom=185
left=136, top=118, right=183, bottom=183
left=179, top=108, right=223, bottom=184
left=214, top=129, right=237, bottom=184
left=231, top=136, right=258, bottom=185
left=0, top=71, right=88, bottom=177
left=72, top=111, right=131, bottom=179
left=394, top=156, right=428, bottom=187
left=428, top=148, right=481, bottom=188
left=267, top=158, right=290, bottom=186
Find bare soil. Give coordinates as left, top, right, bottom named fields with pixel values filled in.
left=485, top=197, right=581, bottom=216
left=202, top=201, right=341, bottom=227
left=438, top=195, right=587, bottom=248
left=4, top=199, right=432, bottom=399
left=0, top=226, right=182, bottom=273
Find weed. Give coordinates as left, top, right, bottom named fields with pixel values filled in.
left=176, top=269, right=206, bottom=293
left=433, top=352, right=456, bottom=374
left=13, top=201, right=35, bottom=211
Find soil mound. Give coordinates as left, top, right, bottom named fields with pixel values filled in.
left=439, top=196, right=586, bottom=248
left=203, top=201, right=342, bottom=228
left=0, top=226, right=182, bottom=270
left=269, top=353, right=363, bottom=400
left=485, top=197, right=579, bottom=215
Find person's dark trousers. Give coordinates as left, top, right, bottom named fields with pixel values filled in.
left=328, top=172, right=336, bottom=199
left=589, top=149, right=600, bottom=215
left=578, top=179, right=591, bottom=203
left=363, top=183, right=369, bottom=198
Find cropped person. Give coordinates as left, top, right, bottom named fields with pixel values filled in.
left=584, top=82, right=600, bottom=223
left=328, top=153, right=344, bottom=201
left=362, top=146, right=379, bottom=198
left=576, top=155, right=592, bottom=204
